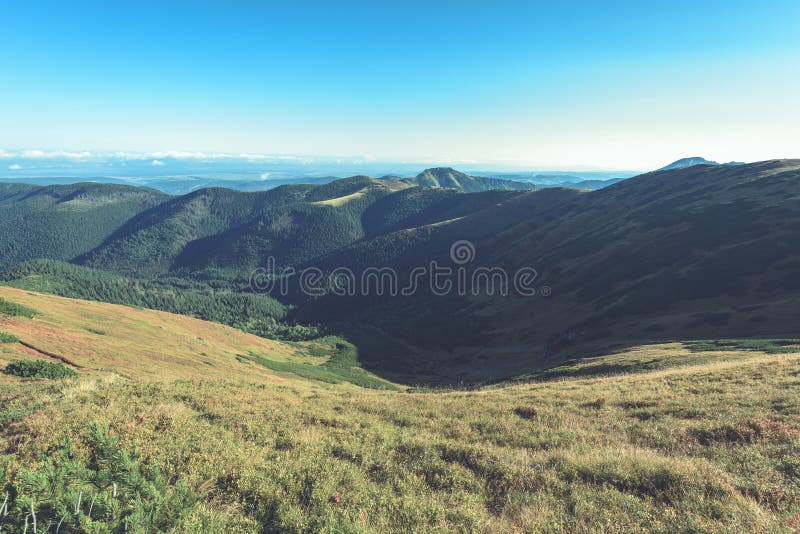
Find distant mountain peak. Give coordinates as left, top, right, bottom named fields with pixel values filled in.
left=399, top=167, right=536, bottom=192
left=417, top=166, right=463, bottom=176
left=657, top=157, right=719, bottom=171
left=657, top=157, right=748, bottom=172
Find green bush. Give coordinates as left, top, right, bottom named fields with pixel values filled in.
left=0, top=297, right=37, bottom=318
left=3, top=359, right=77, bottom=379
left=0, top=331, right=19, bottom=343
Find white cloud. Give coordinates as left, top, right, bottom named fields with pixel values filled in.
left=8, top=163, right=22, bottom=170
left=151, top=159, right=165, bottom=166
left=7, top=149, right=93, bottom=160
left=150, top=150, right=230, bottom=160
left=259, top=172, right=270, bottom=180
left=0, top=148, right=324, bottom=164
left=239, top=153, right=270, bottom=160
left=61, top=150, right=93, bottom=159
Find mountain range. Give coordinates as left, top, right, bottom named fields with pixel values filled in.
left=1, top=160, right=797, bottom=383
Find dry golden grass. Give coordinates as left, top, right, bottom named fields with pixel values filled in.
left=0, top=286, right=319, bottom=383
left=1, top=289, right=799, bottom=532
left=312, top=188, right=369, bottom=206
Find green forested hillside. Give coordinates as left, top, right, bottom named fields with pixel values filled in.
left=77, top=187, right=281, bottom=275
left=171, top=181, right=524, bottom=275
left=173, top=178, right=409, bottom=272
left=0, top=183, right=38, bottom=200
left=75, top=178, right=409, bottom=275
left=0, top=172, right=531, bottom=279
left=0, top=183, right=168, bottom=270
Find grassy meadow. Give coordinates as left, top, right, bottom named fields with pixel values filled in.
left=0, top=288, right=799, bottom=531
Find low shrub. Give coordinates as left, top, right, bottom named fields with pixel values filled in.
left=513, top=406, right=538, bottom=419
left=0, top=332, right=19, bottom=343
left=0, top=297, right=37, bottom=318
left=3, top=359, right=77, bottom=379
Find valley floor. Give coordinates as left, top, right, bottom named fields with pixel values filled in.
left=1, top=290, right=799, bottom=531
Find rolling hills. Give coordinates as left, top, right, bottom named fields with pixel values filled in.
left=76, top=177, right=414, bottom=275
left=71, top=175, right=531, bottom=276
left=1, top=288, right=799, bottom=531
left=1, top=160, right=799, bottom=384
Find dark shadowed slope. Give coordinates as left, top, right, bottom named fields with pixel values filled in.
left=295, top=160, right=800, bottom=382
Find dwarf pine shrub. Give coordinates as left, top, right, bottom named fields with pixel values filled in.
left=0, top=332, right=19, bottom=343
left=0, top=423, right=199, bottom=532
left=3, top=359, right=77, bottom=379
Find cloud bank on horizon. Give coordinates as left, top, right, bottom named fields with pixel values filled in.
left=0, top=149, right=315, bottom=163
left=0, top=148, right=635, bottom=172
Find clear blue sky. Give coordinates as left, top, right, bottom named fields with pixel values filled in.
left=1, top=0, right=798, bottom=168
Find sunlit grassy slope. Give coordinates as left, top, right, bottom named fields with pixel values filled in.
left=0, top=287, right=388, bottom=386
left=1, top=288, right=798, bottom=531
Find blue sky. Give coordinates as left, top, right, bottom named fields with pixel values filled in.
left=1, top=1, right=798, bottom=168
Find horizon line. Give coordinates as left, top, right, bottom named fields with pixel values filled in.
left=1, top=147, right=769, bottom=173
